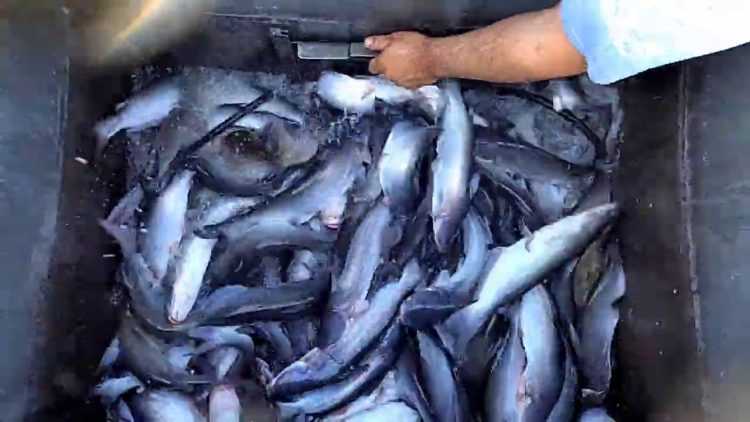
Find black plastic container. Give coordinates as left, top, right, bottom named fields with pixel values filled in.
left=9, top=1, right=745, bottom=420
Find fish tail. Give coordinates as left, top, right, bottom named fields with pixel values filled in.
left=436, top=304, right=487, bottom=359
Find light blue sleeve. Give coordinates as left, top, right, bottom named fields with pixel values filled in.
left=561, top=0, right=750, bottom=84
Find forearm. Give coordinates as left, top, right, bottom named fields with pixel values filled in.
left=427, top=5, right=586, bottom=83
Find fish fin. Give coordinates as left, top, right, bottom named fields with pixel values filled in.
left=99, top=219, right=136, bottom=258
left=435, top=304, right=487, bottom=360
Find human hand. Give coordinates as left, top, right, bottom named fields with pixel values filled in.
left=365, top=32, right=439, bottom=89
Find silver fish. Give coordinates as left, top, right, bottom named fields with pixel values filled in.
left=94, top=372, right=145, bottom=405
left=188, top=325, right=254, bottom=356
left=431, top=79, right=473, bottom=251
left=140, top=170, right=194, bottom=281
left=94, top=78, right=182, bottom=156
left=131, top=389, right=206, bottom=422
left=486, top=287, right=564, bottom=422
left=345, top=402, right=421, bottom=422
left=206, top=347, right=242, bottom=380
left=322, top=201, right=401, bottom=345
left=321, top=372, right=400, bottom=422
left=168, top=235, right=217, bottom=323
left=416, top=331, right=469, bottom=422
left=209, top=385, right=242, bottom=422
left=517, top=286, right=565, bottom=421
left=378, top=121, right=434, bottom=213
left=437, top=203, right=618, bottom=358
left=434, top=208, right=492, bottom=293
left=316, top=72, right=444, bottom=119
left=193, top=192, right=264, bottom=228
left=270, top=261, right=422, bottom=398
left=578, top=407, right=615, bottom=422
left=191, top=133, right=281, bottom=197
left=118, top=313, right=206, bottom=388
left=578, top=246, right=625, bottom=405
left=152, top=109, right=211, bottom=178
left=209, top=108, right=318, bottom=167
left=548, top=329, right=579, bottom=422
left=485, top=310, right=525, bottom=422
left=275, top=323, right=403, bottom=420
left=100, top=185, right=144, bottom=257
left=395, top=344, right=435, bottom=422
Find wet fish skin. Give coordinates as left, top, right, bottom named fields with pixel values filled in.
left=206, top=347, right=242, bottom=380
left=168, top=235, right=217, bottom=324
left=117, top=313, right=205, bottom=388
left=131, top=389, right=206, bottom=422
left=416, top=331, right=470, bottom=422
left=94, top=372, right=145, bottom=405
left=316, top=72, right=444, bottom=119
left=547, top=325, right=579, bottom=422
left=321, top=201, right=401, bottom=345
left=321, top=372, right=400, bottom=422
left=94, top=78, right=181, bottom=156
left=395, top=344, right=436, bottom=422
left=578, top=246, right=625, bottom=405
left=209, top=385, right=242, bottom=422
left=203, top=143, right=365, bottom=241
left=345, top=402, right=421, bottom=422
left=270, top=261, right=423, bottom=398
left=435, top=208, right=492, bottom=293
left=517, top=286, right=565, bottom=421
left=485, top=310, right=525, bottom=422
left=189, top=270, right=330, bottom=324
left=100, top=185, right=144, bottom=257
left=187, top=325, right=255, bottom=356
left=140, top=170, right=194, bottom=282
left=275, top=323, right=403, bottom=420
left=194, top=193, right=264, bottom=228
left=578, top=407, right=615, bottom=422
left=437, top=203, right=618, bottom=358
left=431, top=79, right=473, bottom=251
left=379, top=121, right=434, bottom=214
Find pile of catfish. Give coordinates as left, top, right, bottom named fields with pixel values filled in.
left=93, top=67, right=625, bottom=422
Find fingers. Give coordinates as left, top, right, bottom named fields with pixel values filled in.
left=364, top=35, right=392, bottom=51
left=368, top=56, right=385, bottom=75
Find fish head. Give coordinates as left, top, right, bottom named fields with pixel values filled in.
left=433, top=211, right=463, bottom=252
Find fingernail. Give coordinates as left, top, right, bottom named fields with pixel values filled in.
left=364, top=37, right=373, bottom=48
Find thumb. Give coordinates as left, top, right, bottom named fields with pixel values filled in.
left=364, top=35, right=392, bottom=51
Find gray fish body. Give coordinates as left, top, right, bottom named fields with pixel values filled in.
left=208, top=144, right=365, bottom=242
left=321, top=372, right=400, bottom=422
left=95, top=372, right=145, bottom=405
left=153, top=110, right=211, bottom=178
left=141, top=170, right=194, bottom=281
left=395, top=345, right=435, bottom=422
left=435, top=209, right=491, bottom=293
left=188, top=325, right=254, bottom=355
left=190, top=272, right=330, bottom=323
left=195, top=194, right=264, bottom=228
left=323, top=201, right=400, bottom=343
left=270, top=261, right=423, bottom=397
left=208, top=108, right=318, bottom=167
left=416, top=331, right=469, bottom=422
left=578, top=407, right=615, bottom=422
left=517, top=286, right=565, bottom=421
left=209, top=385, right=241, bottom=422
left=346, top=402, right=421, bottom=422
left=379, top=122, right=433, bottom=213
left=431, top=80, right=473, bottom=251
left=192, top=134, right=281, bottom=196
left=168, top=234, right=217, bottom=323
left=316, top=72, right=444, bottom=119
left=437, top=203, right=618, bottom=358
left=548, top=329, right=578, bottom=422
left=131, top=389, right=206, bottom=422
left=94, top=78, right=182, bottom=155
left=287, top=249, right=326, bottom=283
left=578, top=248, right=625, bottom=404
left=207, top=347, right=242, bottom=380
left=276, top=323, right=403, bottom=419
left=118, top=314, right=201, bottom=388
left=486, top=314, right=525, bottom=422
left=100, top=185, right=144, bottom=257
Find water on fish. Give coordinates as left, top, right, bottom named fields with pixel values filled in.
left=92, top=67, right=623, bottom=421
